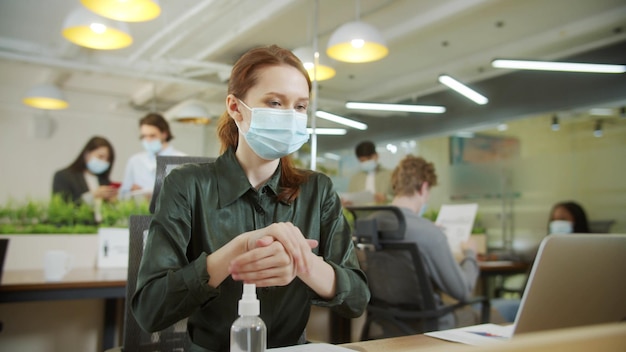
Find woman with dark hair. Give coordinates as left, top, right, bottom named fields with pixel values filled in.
left=132, top=45, right=369, bottom=351
left=52, top=136, right=117, bottom=205
left=548, top=201, right=591, bottom=234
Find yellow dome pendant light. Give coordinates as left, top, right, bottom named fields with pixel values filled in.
left=22, top=84, right=69, bottom=110
left=292, top=46, right=336, bottom=81
left=62, top=7, right=133, bottom=50
left=326, top=0, right=388, bottom=63
left=80, top=0, right=161, bottom=22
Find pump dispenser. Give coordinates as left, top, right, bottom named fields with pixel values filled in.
left=230, top=283, right=266, bottom=352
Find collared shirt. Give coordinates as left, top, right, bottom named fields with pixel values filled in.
left=120, top=145, right=186, bottom=196
left=131, top=147, right=369, bottom=352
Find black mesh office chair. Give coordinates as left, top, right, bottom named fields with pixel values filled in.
left=112, top=214, right=190, bottom=352
left=346, top=206, right=490, bottom=340
left=149, top=156, right=215, bottom=214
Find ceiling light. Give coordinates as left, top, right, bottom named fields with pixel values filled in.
left=315, top=111, right=368, bottom=130
left=81, top=0, right=161, bottom=22
left=292, top=46, right=336, bottom=81
left=589, top=108, right=613, bottom=116
left=551, top=115, right=560, bottom=131
left=326, top=21, right=388, bottom=63
left=593, top=120, right=603, bottom=137
left=22, top=84, right=69, bottom=110
left=438, top=75, right=489, bottom=105
left=62, top=7, right=132, bottom=50
left=306, top=128, right=347, bottom=135
left=346, top=102, right=446, bottom=114
left=491, top=59, right=626, bottom=74
left=497, top=123, right=508, bottom=131
left=164, top=100, right=212, bottom=125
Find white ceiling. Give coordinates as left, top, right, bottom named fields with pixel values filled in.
left=1, top=0, right=625, bottom=153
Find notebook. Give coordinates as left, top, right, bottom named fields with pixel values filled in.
left=426, top=233, right=626, bottom=345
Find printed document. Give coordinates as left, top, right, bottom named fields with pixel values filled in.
left=435, top=203, right=478, bottom=255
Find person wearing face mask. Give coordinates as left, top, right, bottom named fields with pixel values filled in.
left=369, top=155, right=479, bottom=330
left=548, top=201, right=590, bottom=234
left=52, top=136, right=118, bottom=222
left=131, top=45, right=369, bottom=351
left=119, top=113, right=186, bottom=200
left=345, top=140, right=393, bottom=205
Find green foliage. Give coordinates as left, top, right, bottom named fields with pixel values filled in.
left=0, top=195, right=150, bottom=234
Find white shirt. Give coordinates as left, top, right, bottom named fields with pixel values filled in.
left=120, top=145, right=186, bottom=197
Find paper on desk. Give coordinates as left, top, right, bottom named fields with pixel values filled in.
left=425, top=323, right=513, bottom=346
left=268, top=343, right=356, bottom=351
left=339, top=191, right=375, bottom=205
left=435, top=203, right=478, bottom=255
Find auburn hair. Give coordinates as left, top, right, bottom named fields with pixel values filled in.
left=391, top=155, right=438, bottom=196
left=216, top=45, right=312, bottom=203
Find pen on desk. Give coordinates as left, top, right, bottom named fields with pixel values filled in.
left=468, top=331, right=506, bottom=339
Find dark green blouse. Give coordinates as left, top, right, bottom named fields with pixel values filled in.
left=131, top=147, right=369, bottom=352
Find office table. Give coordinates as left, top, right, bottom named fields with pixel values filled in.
left=0, top=268, right=127, bottom=351
left=478, top=260, right=531, bottom=298
left=341, top=333, right=450, bottom=351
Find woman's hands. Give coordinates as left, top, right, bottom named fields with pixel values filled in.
left=229, top=222, right=318, bottom=287
left=93, top=185, right=118, bottom=201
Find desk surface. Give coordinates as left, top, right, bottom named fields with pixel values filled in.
left=341, top=334, right=449, bottom=352
left=478, top=260, right=530, bottom=273
left=0, top=267, right=127, bottom=292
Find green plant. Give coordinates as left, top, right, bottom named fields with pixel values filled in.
left=0, top=196, right=150, bottom=234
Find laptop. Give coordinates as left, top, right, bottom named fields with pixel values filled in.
left=426, top=234, right=626, bottom=344
left=512, top=233, right=626, bottom=335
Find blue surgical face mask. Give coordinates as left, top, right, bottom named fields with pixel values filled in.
left=549, top=220, right=573, bottom=234
left=360, top=159, right=377, bottom=173
left=86, top=157, right=110, bottom=175
left=238, top=99, right=309, bottom=160
left=142, top=139, right=163, bottom=155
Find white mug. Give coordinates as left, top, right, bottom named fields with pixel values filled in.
left=43, top=250, right=73, bottom=281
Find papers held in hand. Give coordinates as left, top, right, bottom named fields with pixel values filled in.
left=435, top=203, right=478, bottom=255
left=339, top=191, right=375, bottom=205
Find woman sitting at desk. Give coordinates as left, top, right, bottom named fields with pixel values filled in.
left=380, top=155, right=479, bottom=329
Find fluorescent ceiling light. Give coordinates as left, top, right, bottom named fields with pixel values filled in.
left=315, top=111, right=368, bottom=130
left=438, top=75, right=488, bottom=105
left=323, top=152, right=341, bottom=160
left=306, top=128, right=347, bottom=135
left=491, top=59, right=626, bottom=74
left=345, top=102, right=445, bottom=114
left=589, top=108, right=613, bottom=116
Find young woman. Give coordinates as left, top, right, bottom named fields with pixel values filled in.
left=131, top=45, right=369, bottom=351
left=548, top=201, right=591, bottom=234
left=52, top=135, right=117, bottom=205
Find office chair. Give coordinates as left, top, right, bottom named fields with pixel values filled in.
left=346, top=206, right=490, bottom=340
left=106, top=215, right=189, bottom=352
left=150, top=156, right=215, bottom=214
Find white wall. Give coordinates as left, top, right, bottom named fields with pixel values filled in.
left=0, top=103, right=220, bottom=204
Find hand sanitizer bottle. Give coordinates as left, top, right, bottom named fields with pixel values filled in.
left=230, top=283, right=266, bottom=352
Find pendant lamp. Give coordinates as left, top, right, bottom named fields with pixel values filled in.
left=80, top=0, right=161, bottom=22
left=326, top=1, right=388, bottom=64
left=22, top=84, right=69, bottom=110
left=62, top=7, right=132, bottom=50
left=292, top=46, right=336, bottom=81
left=165, top=100, right=213, bottom=125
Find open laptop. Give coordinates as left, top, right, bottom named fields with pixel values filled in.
left=426, top=234, right=626, bottom=344
left=512, top=233, right=626, bottom=335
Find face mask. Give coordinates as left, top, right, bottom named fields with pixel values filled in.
left=238, top=100, right=309, bottom=160
left=86, top=157, right=110, bottom=175
left=142, top=139, right=163, bottom=155
left=360, top=159, right=377, bottom=173
left=549, top=220, right=573, bottom=234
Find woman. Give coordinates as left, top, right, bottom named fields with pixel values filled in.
left=548, top=201, right=590, bottom=234
left=52, top=136, right=117, bottom=206
left=131, top=45, right=369, bottom=351
left=374, top=155, right=479, bottom=330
